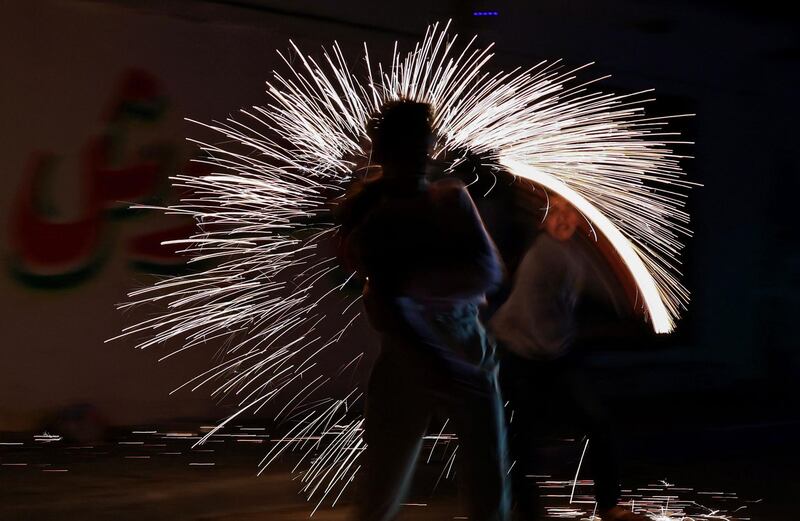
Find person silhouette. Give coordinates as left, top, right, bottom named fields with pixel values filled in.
left=490, top=193, right=650, bottom=521
left=335, top=100, right=510, bottom=521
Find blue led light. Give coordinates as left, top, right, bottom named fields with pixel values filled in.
left=473, top=11, right=499, bottom=16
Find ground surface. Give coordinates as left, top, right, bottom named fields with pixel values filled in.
left=1, top=416, right=796, bottom=521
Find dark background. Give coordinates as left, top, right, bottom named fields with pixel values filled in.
left=1, top=1, right=798, bottom=519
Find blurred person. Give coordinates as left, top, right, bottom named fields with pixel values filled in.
left=334, top=100, right=510, bottom=521
left=490, top=193, right=649, bottom=521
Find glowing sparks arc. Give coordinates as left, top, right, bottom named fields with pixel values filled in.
left=499, top=157, right=675, bottom=333
left=114, top=20, right=696, bottom=507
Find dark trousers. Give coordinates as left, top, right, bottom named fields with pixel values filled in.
left=359, top=336, right=510, bottom=521
left=498, top=349, right=621, bottom=518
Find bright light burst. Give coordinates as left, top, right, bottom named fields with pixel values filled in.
left=112, top=21, right=695, bottom=508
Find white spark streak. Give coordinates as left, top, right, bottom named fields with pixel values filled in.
left=569, top=438, right=590, bottom=504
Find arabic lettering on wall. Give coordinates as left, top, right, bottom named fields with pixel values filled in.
left=9, top=69, right=206, bottom=287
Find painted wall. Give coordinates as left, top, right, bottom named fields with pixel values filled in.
left=1, top=0, right=796, bottom=429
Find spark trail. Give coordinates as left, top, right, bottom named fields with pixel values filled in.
left=112, top=21, right=695, bottom=508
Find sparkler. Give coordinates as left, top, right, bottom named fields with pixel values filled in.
left=112, top=20, right=695, bottom=508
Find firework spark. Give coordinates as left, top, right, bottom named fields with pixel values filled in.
left=113, top=20, right=695, bottom=507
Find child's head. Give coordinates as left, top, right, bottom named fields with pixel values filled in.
left=541, top=193, right=581, bottom=241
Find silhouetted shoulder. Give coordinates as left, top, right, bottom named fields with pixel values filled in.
left=525, top=234, right=574, bottom=268
left=333, top=177, right=384, bottom=233
left=429, top=178, right=472, bottom=210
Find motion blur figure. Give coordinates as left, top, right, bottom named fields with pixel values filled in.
left=335, top=100, right=510, bottom=521
left=490, top=194, right=649, bottom=521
